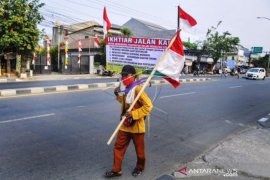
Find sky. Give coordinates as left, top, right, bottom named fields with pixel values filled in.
left=39, top=0, right=270, bottom=52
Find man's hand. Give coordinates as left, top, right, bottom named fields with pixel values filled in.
left=114, top=87, right=120, bottom=96
left=124, top=111, right=132, bottom=118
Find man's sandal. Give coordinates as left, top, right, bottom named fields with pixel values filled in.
left=132, top=168, right=142, bottom=177
left=104, top=170, right=122, bottom=178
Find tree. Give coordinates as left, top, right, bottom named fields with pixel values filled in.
left=252, top=54, right=269, bottom=69
left=183, top=41, right=198, bottom=50
left=0, top=0, right=44, bottom=54
left=120, top=28, right=133, bottom=37
left=206, top=31, right=240, bottom=66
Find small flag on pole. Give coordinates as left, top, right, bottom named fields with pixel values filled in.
left=178, top=7, right=197, bottom=30
left=78, top=40, right=82, bottom=64
left=156, top=30, right=185, bottom=88
left=65, top=38, right=69, bottom=65
left=32, top=52, right=37, bottom=65
left=94, top=38, right=100, bottom=48
left=103, top=7, right=111, bottom=38
left=46, top=37, right=51, bottom=66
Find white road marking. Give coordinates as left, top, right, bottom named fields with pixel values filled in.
left=238, top=123, right=244, bottom=127
left=77, top=106, right=86, bottom=108
left=258, top=118, right=269, bottom=122
left=0, top=113, right=55, bottom=124
left=153, top=106, right=169, bottom=115
left=225, top=120, right=232, bottom=124
left=229, top=86, right=242, bottom=89
left=160, top=92, right=196, bottom=99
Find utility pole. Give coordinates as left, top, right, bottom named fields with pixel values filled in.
left=55, top=21, right=61, bottom=72
left=267, top=52, right=270, bottom=76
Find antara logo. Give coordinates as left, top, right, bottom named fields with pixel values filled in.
left=178, top=166, right=188, bottom=176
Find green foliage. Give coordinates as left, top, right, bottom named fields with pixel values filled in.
left=0, top=0, right=44, bottom=53
left=252, top=54, right=269, bottom=69
left=206, top=31, right=240, bottom=65
left=120, top=28, right=132, bottom=37
left=183, top=41, right=198, bottom=50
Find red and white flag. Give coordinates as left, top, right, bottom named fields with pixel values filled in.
left=46, top=38, right=51, bottom=66
left=178, top=7, right=197, bottom=30
left=32, top=52, right=37, bottom=65
left=94, top=38, right=100, bottom=48
left=157, top=30, right=185, bottom=88
left=78, top=40, right=82, bottom=64
left=103, top=7, right=111, bottom=38
left=65, top=38, right=69, bottom=65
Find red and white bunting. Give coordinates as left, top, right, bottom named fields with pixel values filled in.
left=46, top=38, right=51, bottom=66
left=65, top=38, right=69, bottom=65
left=78, top=40, right=82, bottom=64
left=94, top=38, right=101, bottom=48
left=32, top=52, right=37, bottom=65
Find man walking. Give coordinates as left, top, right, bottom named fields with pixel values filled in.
left=105, top=65, right=153, bottom=178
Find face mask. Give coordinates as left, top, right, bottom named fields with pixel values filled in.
left=122, top=75, right=134, bottom=86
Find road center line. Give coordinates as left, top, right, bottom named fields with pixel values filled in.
left=229, top=86, right=242, bottom=89
left=0, top=113, right=55, bottom=124
left=160, top=92, right=196, bottom=99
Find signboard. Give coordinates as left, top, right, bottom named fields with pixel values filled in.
left=252, top=47, right=263, bottom=54
left=106, top=36, right=170, bottom=68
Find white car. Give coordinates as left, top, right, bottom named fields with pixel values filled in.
left=245, top=68, right=266, bottom=80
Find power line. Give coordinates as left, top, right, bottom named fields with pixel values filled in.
left=40, top=0, right=207, bottom=39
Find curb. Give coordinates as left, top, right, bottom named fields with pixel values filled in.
left=0, top=79, right=23, bottom=83
left=0, top=78, right=211, bottom=97
left=0, top=76, right=116, bottom=83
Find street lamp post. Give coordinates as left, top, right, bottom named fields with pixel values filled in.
left=55, top=21, right=61, bottom=72
left=257, top=17, right=270, bottom=75
left=267, top=51, right=270, bottom=74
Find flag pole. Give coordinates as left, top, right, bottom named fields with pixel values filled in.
left=177, top=5, right=180, bottom=30
left=107, top=34, right=177, bottom=145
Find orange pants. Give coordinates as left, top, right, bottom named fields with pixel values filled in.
left=112, top=130, right=145, bottom=172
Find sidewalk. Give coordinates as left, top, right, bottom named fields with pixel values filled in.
left=159, top=127, right=270, bottom=180
left=0, top=73, right=114, bottom=83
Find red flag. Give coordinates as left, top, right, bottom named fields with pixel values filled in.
left=103, top=7, right=111, bottom=38
left=178, top=7, right=197, bottom=29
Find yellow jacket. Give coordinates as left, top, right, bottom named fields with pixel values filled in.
left=116, top=85, right=153, bottom=133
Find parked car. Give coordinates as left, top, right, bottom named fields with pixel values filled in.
left=245, top=68, right=266, bottom=80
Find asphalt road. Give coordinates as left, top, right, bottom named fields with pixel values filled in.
left=0, top=75, right=215, bottom=90
left=0, top=77, right=269, bottom=180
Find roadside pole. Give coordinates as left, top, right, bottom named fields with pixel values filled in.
left=266, top=51, right=270, bottom=76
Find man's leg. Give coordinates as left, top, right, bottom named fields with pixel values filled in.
left=132, top=133, right=145, bottom=171
left=112, top=131, right=131, bottom=172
